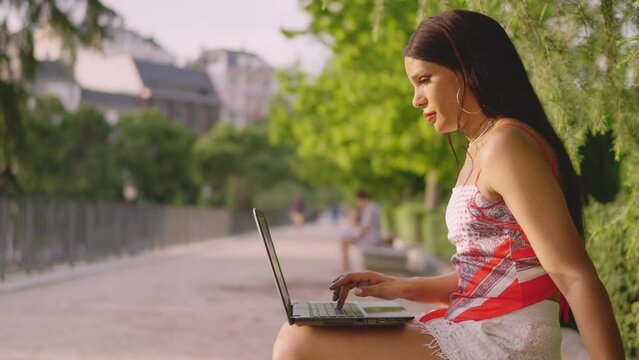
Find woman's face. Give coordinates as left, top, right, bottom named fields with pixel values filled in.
left=404, top=57, right=473, bottom=133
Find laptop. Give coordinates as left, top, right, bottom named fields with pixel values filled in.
left=253, top=208, right=414, bottom=326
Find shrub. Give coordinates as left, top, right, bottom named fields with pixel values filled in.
left=421, top=205, right=455, bottom=261
left=586, top=199, right=639, bottom=356
left=393, top=203, right=425, bottom=245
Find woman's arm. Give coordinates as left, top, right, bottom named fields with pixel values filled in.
left=330, top=271, right=458, bottom=308
left=483, top=127, right=625, bottom=359
left=401, top=271, right=458, bottom=305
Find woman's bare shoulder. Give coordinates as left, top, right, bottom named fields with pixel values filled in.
left=480, top=119, right=546, bottom=165
left=478, top=118, right=558, bottom=197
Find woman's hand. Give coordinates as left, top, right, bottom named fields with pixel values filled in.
left=329, top=271, right=406, bottom=309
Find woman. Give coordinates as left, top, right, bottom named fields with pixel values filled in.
left=273, top=10, right=624, bottom=359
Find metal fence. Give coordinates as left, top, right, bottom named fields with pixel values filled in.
left=0, top=197, right=287, bottom=279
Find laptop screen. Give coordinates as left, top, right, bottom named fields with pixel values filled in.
left=253, top=209, right=293, bottom=318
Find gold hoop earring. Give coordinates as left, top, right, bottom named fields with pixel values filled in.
left=456, top=88, right=484, bottom=115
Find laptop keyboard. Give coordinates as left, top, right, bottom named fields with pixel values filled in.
left=309, top=302, right=364, bottom=318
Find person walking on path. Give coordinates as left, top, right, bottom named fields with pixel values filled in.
left=272, top=10, right=624, bottom=360
left=288, top=194, right=306, bottom=229
left=338, top=190, right=382, bottom=272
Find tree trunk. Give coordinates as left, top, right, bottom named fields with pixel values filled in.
left=424, top=171, right=440, bottom=210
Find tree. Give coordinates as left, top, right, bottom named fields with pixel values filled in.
left=17, top=97, right=123, bottom=200
left=15, top=96, right=68, bottom=196
left=269, top=0, right=459, bottom=206
left=113, top=110, right=197, bottom=205
left=0, top=0, right=117, bottom=194
left=58, top=105, right=123, bottom=200
left=193, top=122, right=294, bottom=209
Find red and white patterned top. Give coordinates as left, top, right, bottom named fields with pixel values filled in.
left=420, top=122, right=570, bottom=324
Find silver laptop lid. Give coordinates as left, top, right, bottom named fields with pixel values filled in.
left=253, top=208, right=293, bottom=319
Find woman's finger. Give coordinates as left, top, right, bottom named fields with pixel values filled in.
left=329, top=271, right=378, bottom=290
left=332, top=288, right=340, bottom=301
left=333, top=280, right=363, bottom=301
left=329, top=272, right=387, bottom=305
left=336, top=282, right=357, bottom=309
left=331, top=273, right=353, bottom=301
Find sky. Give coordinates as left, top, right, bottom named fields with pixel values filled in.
left=102, top=0, right=332, bottom=73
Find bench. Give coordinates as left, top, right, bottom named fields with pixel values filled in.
left=362, top=244, right=445, bottom=276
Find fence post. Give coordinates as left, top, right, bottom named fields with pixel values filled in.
left=23, top=199, right=34, bottom=274
left=68, top=201, right=77, bottom=266
left=0, top=199, right=5, bottom=280
left=113, top=204, right=121, bottom=256
left=86, top=204, right=94, bottom=260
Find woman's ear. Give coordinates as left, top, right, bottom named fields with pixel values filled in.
left=454, top=73, right=467, bottom=99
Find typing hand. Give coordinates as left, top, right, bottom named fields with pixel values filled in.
left=329, top=271, right=404, bottom=309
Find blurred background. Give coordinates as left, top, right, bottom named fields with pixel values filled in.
left=0, top=0, right=638, bottom=359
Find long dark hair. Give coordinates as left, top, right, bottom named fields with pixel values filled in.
left=404, top=10, right=584, bottom=238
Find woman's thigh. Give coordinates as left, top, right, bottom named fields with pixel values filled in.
left=273, top=321, right=442, bottom=360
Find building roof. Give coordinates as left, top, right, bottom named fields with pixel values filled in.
left=105, top=27, right=177, bottom=65
left=225, top=50, right=257, bottom=65
left=191, top=48, right=273, bottom=71
left=133, top=59, right=218, bottom=104
left=81, top=88, right=141, bottom=109
left=35, top=60, right=74, bottom=81
left=112, top=27, right=163, bottom=48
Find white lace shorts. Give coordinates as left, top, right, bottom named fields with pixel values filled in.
left=416, top=300, right=562, bottom=360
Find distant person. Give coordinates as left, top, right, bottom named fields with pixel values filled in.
left=288, top=194, right=305, bottom=229
left=330, top=204, right=341, bottom=224
left=339, top=190, right=381, bottom=271
left=337, top=206, right=359, bottom=271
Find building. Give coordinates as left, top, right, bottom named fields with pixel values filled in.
left=31, top=26, right=219, bottom=133
left=133, top=59, right=219, bottom=133
left=33, top=60, right=82, bottom=111
left=73, top=52, right=219, bottom=132
left=100, top=27, right=176, bottom=65
left=191, top=49, right=277, bottom=127
left=34, top=25, right=176, bottom=65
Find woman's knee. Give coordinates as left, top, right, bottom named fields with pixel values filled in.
left=273, top=322, right=315, bottom=360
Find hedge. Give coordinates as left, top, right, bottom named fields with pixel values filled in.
left=390, top=203, right=454, bottom=260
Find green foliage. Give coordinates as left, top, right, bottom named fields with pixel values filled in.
left=394, top=202, right=426, bottom=245
left=60, top=105, right=123, bottom=200
left=579, top=131, right=621, bottom=203
left=269, top=0, right=458, bottom=204
left=253, top=181, right=306, bottom=212
left=113, top=110, right=197, bottom=204
left=0, top=0, right=117, bottom=194
left=16, top=97, right=123, bottom=200
left=0, top=82, right=28, bottom=193
left=14, top=96, right=67, bottom=195
left=587, top=199, right=639, bottom=356
left=306, top=186, right=342, bottom=209
left=193, top=122, right=295, bottom=210
left=421, top=205, right=455, bottom=260
left=392, top=202, right=453, bottom=260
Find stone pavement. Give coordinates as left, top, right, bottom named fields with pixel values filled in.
left=0, top=217, right=432, bottom=360
left=0, top=215, right=588, bottom=360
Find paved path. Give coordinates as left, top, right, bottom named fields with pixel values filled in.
left=0, top=218, right=432, bottom=360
